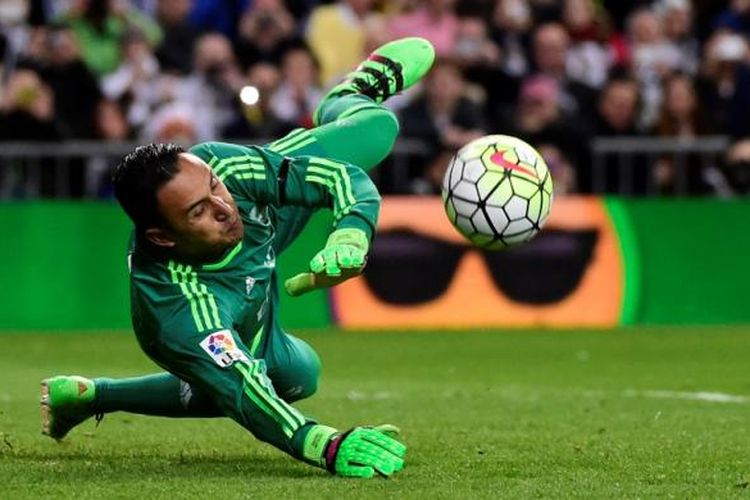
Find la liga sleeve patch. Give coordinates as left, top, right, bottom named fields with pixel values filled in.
left=199, top=330, right=250, bottom=367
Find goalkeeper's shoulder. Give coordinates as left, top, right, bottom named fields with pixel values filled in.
left=187, top=141, right=260, bottom=162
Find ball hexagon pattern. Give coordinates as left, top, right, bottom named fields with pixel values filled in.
left=441, top=135, right=554, bottom=250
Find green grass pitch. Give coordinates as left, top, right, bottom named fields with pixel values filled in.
left=1, top=327, right=749, bottom=498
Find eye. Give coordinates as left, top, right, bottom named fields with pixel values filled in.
left=191, top=204, right=205, bottom=218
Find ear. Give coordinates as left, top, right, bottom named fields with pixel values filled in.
left=144, top=227, right=176, bottom=248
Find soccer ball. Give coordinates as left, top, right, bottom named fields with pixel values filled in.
left=441, top=135, right=554, bottom=250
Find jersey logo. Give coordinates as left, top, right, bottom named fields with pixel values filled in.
left=199, top=330, right=249, bottom=367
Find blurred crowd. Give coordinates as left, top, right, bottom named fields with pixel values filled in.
left=1, top=0, right=750, bottom=196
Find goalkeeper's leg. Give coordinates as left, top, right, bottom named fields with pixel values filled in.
left=41, top=372, right=223, bottom=440
left=266, top=94, right=398, bottom=173
left=268, top=38, right=435, bottom=254
left=265, top=36, right=435, bottom=173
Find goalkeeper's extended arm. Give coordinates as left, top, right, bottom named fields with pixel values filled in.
left=299, top=424, right=406, bottom=478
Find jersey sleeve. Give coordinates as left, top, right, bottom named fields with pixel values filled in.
left=189, top=141, right=381, bottom=238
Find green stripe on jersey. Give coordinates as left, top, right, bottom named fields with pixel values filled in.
left=305, top=158, right=356, bottom=221
left=212, top=155, right=266, bottom=182
left=167, top=262, right=223, bottom=332
left=267, top=129, right=307, bottom=152
left=269, top=130, right=316, bottom=155
left=277, top=136, right=315, bottom=155
left=234, top=361, right=305, bottom=437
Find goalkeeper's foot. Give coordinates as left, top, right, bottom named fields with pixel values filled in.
left=314, top=37, right=435, bottom=124
left=41, top=375, right=97, bottom=440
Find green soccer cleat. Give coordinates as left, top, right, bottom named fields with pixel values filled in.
left=314, top=37, right=436, bottom=124
left=40, top=375, right=97, bottom=440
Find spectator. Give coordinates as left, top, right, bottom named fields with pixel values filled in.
left=306, top=0, right=377, bottom=86
left=653, top=72, right=714, bottom=193
left=713, top=0, right=750, bottom=38
left=0, top=68, right=60, bottom=140
left=532, top=22, right=598, bottom=123
left=450, top=15, right=518, bottom=124
left=173, top=33, right=244, bottom=139
left=654, top=72, right=713, bottom=137
left=155, top=0, right=199, bottom=74
left=594, top=75, right=641, bottom=136
left=101, top=28, right=161, bottom=132
left=0, top=68, right=62, bottom=197
left=269, top=44, right=322, bottom=129
left=697, top=31, right=750, bottom=138
left=529, top=0, right=563, bottom=23
left=563, top=0, right=611, bottom=89
left=187, top=0, right=250, bottom=40
left=95, top=98, right=130, bottom=141
left=719, top=138, right=750, bottom=195
left=32, top=26, right=102, bottom=138
left=499, top=75, right=585, bottom=185
left=591, top=75, right=649, bottom=194
left=452, top=15, right=501, bottom=70
left=222, top=62, right=295, bottom=139
left=626, top=6, right=689, bottom=127
left=656, top=0, right=700, bottom=75
left=389, top=0, right=459, bottom=58
left=87, top=99, right=131, bottom=197
left=234, top=0, right=297, bottom=70
left=142, top=100, right=207, bottom=143
left=399, top=59, right=485, bottom=193
left=490, top=0, right=533, bottom=78
left=63, top=0, right=162, bottom=77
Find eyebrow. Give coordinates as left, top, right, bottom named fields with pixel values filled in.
left=183, top=170, right=215, bottom=215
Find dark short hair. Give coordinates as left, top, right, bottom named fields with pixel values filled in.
left=112, top=143, right=184, bottom=230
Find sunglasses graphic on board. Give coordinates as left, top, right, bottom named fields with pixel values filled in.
left=331, top=197, right=624, bottom=328
left=363, top=228, right=598, bottom=305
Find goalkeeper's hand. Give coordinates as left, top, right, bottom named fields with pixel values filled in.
left=285, top=228, right=369, bottom=297
left=302, top=424, right=406, bottom=478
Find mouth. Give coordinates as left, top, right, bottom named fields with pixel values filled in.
left=225, top=216, right=242, bottom=234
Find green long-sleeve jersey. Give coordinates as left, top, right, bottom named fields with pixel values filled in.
left=126, top=141, right=380, bottom=458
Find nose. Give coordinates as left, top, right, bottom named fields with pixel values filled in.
left=211, top=195, right=232, bottom=222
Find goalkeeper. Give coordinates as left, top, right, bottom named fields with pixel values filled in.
left=40, top=38, right=435, bottom=478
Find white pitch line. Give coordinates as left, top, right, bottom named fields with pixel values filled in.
left=624, top=389, right=750, bottom=404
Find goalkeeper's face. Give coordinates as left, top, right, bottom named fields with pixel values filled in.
left=147, top=153, right=243, bottom=261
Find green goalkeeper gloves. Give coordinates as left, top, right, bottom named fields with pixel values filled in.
left=285, top=228, right=369, bottom=297
left=302, top=424, right=406, bottom=478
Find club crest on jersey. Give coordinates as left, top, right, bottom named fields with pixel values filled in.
left=199, top=330, right=248, bottom=367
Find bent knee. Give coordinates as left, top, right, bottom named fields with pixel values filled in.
left=279, top=371, right=319, bottom=402
left=275, top=345, right=321, bottom=403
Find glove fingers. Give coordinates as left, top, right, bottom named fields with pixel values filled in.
left=310, top=253, right=326, bottom=274
left=338, top=462, right=375, bottom=479
left=351, top=249, right=365, bottom=267
left=325, top=249, right=342, bottom=276
left=360, top=429, right=407, bottom=458
left=350, top=430, right=405, bottom=476
left=347, top=449, right=399, bottom=477
left=338, top=246, right=354, bottom=268
left=336, top=247, right=366, bottom=270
